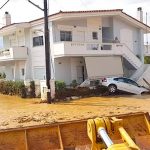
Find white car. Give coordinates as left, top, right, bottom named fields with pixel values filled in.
left=101, top=77, right=149, bottom=94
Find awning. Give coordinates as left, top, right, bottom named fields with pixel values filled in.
left=85, top=56, right=123, bottom=78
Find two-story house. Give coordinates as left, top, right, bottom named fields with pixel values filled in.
left=0, top=8, right=150, bottom=86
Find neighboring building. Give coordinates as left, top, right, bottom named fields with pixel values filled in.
left=0, top=8, right=150, bottom=86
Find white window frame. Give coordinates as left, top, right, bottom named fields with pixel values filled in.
left=33, top=36, right=44, bottom=47
left=60, top=31, right=72, bottom=41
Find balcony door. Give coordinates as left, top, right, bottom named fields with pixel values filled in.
left=102, top=27, right=113, bottom=43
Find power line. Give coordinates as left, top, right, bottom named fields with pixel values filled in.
left=0, top=0, right=10, bottom=9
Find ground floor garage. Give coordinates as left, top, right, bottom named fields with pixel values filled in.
left=54, top=56, right=124, bottom=85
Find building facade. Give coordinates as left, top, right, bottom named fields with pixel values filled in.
left=0, top=9, right=150, bottom=86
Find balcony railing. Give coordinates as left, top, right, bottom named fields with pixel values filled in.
left=53, top=41, right=142, bottom=69
left=53, top=41, right=121, bottom=56
left=0, top=46, right=28, bottom=61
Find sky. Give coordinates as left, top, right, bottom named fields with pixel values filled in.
left=0, top=0, right=149, bottom=25
left=0, top=0, right=150, bottom=47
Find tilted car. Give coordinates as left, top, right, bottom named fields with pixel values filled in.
left=101, top=77, right=149, bottom=94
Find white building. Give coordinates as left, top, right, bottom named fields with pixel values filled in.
left=0, top=9, right=150, bottom=86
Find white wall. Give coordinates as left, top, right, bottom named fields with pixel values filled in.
left=53, top=17, right=102, bottom=43
left=3, top=36, right=10, bottom=49
left=113, top=17, right=141, bottom=56
left=18, top=61, right=26, bottom=80
left=24, top=28, right=32, bottom=80
left=70, top=57, right=86, bottom=82
left=102, top=17, right=113, bottom=27
left=4, top=61, right=26, bottom=80
left=86, top=17, right=102, bottom=43
left=54, top=57, right=86, bottom=85
left=55, top=57, right=71, bottom=85
left=30, top=24, right=45, bottom=80
left=5, top=63, right=14, bottom=80
left=0, top=66, right=5, bottom=73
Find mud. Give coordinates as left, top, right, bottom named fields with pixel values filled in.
left=0, top=94, right=150, bottom=129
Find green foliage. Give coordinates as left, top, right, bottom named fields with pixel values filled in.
left=0, top=80, right=27, bottom=98
left=2, top=72, right=6, bottom=78
left=55, top=80, right=66, bottom=91
left=55, top=85, right=108, bottom=100
left=70, top=80, right=78, bottom=88
left=0, top=72, right=6, bottom=79
left=144, top=56, right=150, bottom=64
left=29, top=81, right=36, bottom=98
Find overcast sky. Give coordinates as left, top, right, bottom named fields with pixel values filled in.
left=0, top=0, right=150, bottom=47
left=0, top=0, right=150, bottom=25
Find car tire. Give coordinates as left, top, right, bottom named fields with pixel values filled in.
left=108, top=84, right=117, bottom=93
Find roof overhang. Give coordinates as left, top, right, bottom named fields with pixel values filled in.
left=30, top=9, right=122, bottom=26
left=30, top=9, right=150, bottom=33
left=120, top=12, right=150, bottom=33
left=0, top=9, right=150, bottom=34
left=0, top=22, right=30, bottom=35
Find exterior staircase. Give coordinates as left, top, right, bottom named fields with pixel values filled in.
left=131, top=64, right=148, bottom=81
left=121, top=44, right=142, bottom=69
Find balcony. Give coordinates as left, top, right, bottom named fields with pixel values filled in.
left=53, top=41, right=142, bottom=69
left=53, top=42, right=132, bottom=57
left=0, top=47, right=28, bottom=61
left=53, top=42, right=116, bottom=57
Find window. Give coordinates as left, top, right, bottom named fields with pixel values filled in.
left=60, top=31, right=72, bottom=41
left=33, top=36, right=44, bottom=47
left=92, top=32, right=98, bottom=40
left=126, top=79, right=139, bottom=87
left=114, top=77, right=124, bottom=82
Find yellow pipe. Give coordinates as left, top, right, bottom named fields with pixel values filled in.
left=118, top=127, right=140, bottom=150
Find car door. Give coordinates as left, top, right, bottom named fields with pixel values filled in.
left=114, top=77, right=129, bottom=92
left=126, top=79, right=141, bottom=94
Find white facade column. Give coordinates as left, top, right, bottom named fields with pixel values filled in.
left=49, top=21, right=55, bottom=79
left=14, top=61, right=20, bottom=80
left=13, top=62, right=16, bottom=80
left=139, top=29, right=144, bottom=63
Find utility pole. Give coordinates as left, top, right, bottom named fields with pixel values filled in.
left=28, top=0, right=52, bottom=103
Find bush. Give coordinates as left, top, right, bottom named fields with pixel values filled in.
left=0, top=72, right=6, bottom=79
left=55, top=85, right=108, bottom=100
left=144, top=56, right=150, bottom=64
left=70, top=80, right=78, bottom=88
left=0, top=80, right=27, bottom=98
left=55, top=80, right=66, bottom=91
left=29, top=81, right=36, bottom=98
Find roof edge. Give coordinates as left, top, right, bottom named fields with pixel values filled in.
left=30, top=9, right=123, bottom=23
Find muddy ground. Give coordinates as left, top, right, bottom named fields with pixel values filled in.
left=0, top=94, right=150, bottom=129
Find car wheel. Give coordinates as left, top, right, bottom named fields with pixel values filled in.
left=108, top=85, right=117, bottom=93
